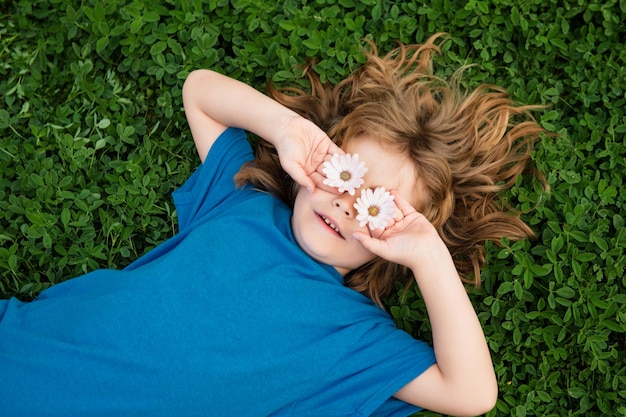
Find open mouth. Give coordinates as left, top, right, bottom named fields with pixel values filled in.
left=319, top=214, right=344, bottom=239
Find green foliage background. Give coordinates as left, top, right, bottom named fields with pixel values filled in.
left=1, top=0, right=624, bottom=415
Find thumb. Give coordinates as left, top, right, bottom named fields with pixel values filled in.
left=352, top=232, right=387, bottom=257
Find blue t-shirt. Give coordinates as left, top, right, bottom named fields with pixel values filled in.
left=0, top=128, right=435, bottom=416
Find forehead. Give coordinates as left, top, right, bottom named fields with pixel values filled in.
left=342, top=136, right=421, bottom=207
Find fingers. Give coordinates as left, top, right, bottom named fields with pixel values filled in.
left=325, top=140, right=344, bottom=157
left=389, top=190, right=417, bottom=216
left=352, top=232, right=385, bottom=256
left=311, top=147, right=346, bottom=194
left=311, top=171, right=342, bottom=194
left=285, top=151, right=346, bottom=194
left=283, top=161, right=316, bottom=193
left=378, top=191, right=414, bottom=231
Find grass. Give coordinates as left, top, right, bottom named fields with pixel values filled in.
left=1, top=0, right=625, bottom=415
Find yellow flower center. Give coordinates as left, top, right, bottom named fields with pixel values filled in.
left=368, top=206, right=380, bottom=216
left=340, top=171, right=352, bottom=181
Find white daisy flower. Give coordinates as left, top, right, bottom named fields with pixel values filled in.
left=322, top=153, right=367, bottom=196
left=354, top=187, right=396, bottom=230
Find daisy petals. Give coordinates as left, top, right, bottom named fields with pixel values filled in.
left=353, top=187, right=395, bottom=230
left=322, top=153, right=367, bottom=196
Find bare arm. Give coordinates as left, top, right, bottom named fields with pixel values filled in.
left=394, top=243, right=497, bottom=416
left=181, top=70, right=341, bottom=191
left=354, top=192, right=497, bottom=416
left=182, top=69, right=299, bottom=162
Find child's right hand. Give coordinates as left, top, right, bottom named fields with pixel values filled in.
left=272, top=115, right=344, bottom=193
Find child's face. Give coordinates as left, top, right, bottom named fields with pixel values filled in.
left=291, top=136, right=420, bottom=275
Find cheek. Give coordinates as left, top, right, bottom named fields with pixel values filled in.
left=290, top=183, right=301, bottom=205
left=291, top=189, right=317, bottom=237
left=291, top=193, right=306, bottom=227
left=350, top=248, right=377, bottom=271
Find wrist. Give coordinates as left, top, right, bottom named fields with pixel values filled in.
left=409, top=239, right=457, bottom=283
left=267, top=111, right=302, bottom=147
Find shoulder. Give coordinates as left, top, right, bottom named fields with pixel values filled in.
left=173, top=127, right=253, bottom=231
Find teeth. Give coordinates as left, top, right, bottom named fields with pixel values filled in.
left=322, top=216, right=340, bottom=234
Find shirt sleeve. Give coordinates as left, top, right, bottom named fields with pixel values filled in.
left=173, top=127, right=253, bottom=232
left=293, top=321, right=436, bottom=417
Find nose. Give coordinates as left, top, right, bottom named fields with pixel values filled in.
left=333, top=193, right=357, bottom=218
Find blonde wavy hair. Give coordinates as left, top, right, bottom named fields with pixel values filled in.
left=235, top=33, right=546, bottom=307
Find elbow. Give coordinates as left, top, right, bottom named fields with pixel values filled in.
left=398, top=364, right=498, bottom=416
left=483, top=372, right=499, bottom=413
left=460, top=381, right=498, bottom=417
left=448, top=371, right=498, bottom=417
left=467, top=363, right=498, bottom=416
left=182, top=69, right=205, bottom=98
left=475, top=390, right=498, bottom=416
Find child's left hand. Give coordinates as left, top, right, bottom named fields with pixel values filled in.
left=352, top=191, right=449, bottom=272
